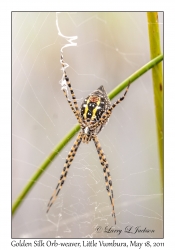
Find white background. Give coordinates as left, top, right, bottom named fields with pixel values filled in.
left=12, top=11, right=163, bottom=238
left=0, top=0, right=174, bottom=249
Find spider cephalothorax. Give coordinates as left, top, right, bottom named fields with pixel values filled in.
left=47, top=55, right=130, bottom=224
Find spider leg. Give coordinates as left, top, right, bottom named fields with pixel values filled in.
left=101, top=84, right=130, bottom=121
left=60, top=55, right=81, bottom=123
left=93, top=135, right=116, bottom=224
left=64, top=76, right=79, bottom=114
left=62, top=88, right=81, bottom=123
left=90, top=84, right=130, bottom=132
left=46, top=132, right=82, bottom=213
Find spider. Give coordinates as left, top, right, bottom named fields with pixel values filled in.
left=46, top=55, right=130, bottom=224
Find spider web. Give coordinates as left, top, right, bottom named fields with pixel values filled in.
left=12, top=12, right=163, bottom=238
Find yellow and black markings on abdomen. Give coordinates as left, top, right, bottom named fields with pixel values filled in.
left=81, top=96, right=106, bottom=121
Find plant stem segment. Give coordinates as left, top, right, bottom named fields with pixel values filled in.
left=147, top=12, right=163, bottom=189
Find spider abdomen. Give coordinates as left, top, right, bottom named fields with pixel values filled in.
left=80, top=85, right=111, bottom=122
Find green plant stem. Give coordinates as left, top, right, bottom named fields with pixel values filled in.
left=12, top=54, right=163, bottom=216
left=147, top=12, right=163, bottom=189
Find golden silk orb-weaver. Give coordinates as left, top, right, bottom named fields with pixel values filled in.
left=47, top=55, right=130, bottom=224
